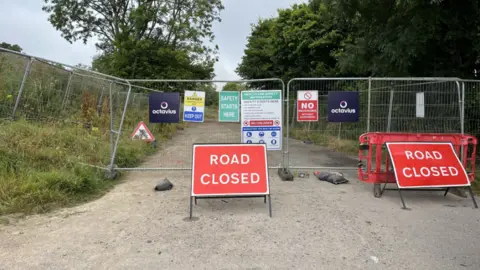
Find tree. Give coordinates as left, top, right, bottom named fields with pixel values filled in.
left=236, top=18, right=277, bottom=80
left=236, top=2, right=349, bottom=82
left=334, top=0, right=480, bottom=78
left=222, top=82, right=245, bottom=91
left=43, top=0, right=224, bottom=79
left=0, top=42, right=23, bottom=52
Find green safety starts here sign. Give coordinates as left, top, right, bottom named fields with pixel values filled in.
left=218, top=91, right=240, bottom=122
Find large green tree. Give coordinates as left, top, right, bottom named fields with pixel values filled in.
left=334, top=0, right=480, bottom=78
left=43, top=0, right=224, bottom=79
left=236, top=2, right=350, bottom=82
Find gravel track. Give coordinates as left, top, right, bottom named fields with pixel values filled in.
left=1, top=122, right=479, bottom=270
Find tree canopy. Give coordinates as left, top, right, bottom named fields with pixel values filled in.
left=237, top=0, right=480, bottom=80
left=222, top=82, right=245, bottom=91
left=43, top=0, right=224, bottom=79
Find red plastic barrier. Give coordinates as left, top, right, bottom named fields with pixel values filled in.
left=358, top=132, right=477, bottom=185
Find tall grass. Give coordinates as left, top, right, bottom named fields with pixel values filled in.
left=0, top=51, right=185, bottom=215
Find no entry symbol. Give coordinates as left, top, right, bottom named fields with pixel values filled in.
left=304, top=92, right=312, bottom=100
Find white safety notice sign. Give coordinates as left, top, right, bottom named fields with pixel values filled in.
left=240, top=90, right=282, bottom=151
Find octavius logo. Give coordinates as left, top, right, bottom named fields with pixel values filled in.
left=152, top=101, right=177, bottom=115
left=331, top=100, right=356, bottom=114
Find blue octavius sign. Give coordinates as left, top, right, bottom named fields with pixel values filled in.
left=149, top=92, right=180, bottom=123
left=327, top=91, right=359, bottom=122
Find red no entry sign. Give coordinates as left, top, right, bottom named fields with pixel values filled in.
left=191, top=144, right=269, bottom=196
left=297, top=90, right=318, bottom=122
left=386, top=142, right=470, bottom=188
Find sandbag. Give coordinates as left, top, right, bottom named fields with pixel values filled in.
left=154, top=178, right=174, bottom=191
left=314, top=171, right=349, bottom=185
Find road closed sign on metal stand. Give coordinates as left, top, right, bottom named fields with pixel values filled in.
left=189, top=143, right=271, bottom=218
left=386, top=142, right=477, bottom=209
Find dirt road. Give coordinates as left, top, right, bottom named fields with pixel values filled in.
left=1, top=122, right=479, bottom=270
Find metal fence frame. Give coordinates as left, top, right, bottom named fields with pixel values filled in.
left=2, top=46, right=478, bottom=177
left=285, top=77, right=464, bottom=171
left=110, top=78, right=287, bottom=172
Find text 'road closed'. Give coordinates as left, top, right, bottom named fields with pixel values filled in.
left=191, top=144, right=269, bottom=196
left=386, top=142, right=470, bottom=188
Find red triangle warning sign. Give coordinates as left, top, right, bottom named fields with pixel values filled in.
left=131, top=121, right=155, bottom=142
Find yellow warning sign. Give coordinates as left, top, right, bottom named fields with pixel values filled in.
left=185, top=91, right=205, bottom=107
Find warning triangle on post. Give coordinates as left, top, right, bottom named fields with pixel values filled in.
left=131, top=121, right=155, bottom=142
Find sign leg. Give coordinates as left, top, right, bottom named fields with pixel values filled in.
left=398, top=189, right=410, bottom=210
left=264, top=195, right=267, bottom=204
left=268, top=195, right=272, bottom=218
left=194, top=197, right=197, bottom=205
left=467, top=186, right=478, bottom=209
left=189, top=196, right=193, bottom=219
left=443, top=188, right=450, bottom=197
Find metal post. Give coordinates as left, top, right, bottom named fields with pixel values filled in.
left=367, top=77, right=372, bottom=132
left=109, top=81, right=115, bottom=166
left=337, top=123, right=342, bottom=140
left=461, top=81, right=465, bottom=135
left=108, top=81, right=133, bottom=177
left=285, top=80, right=292, bottom=170
left=457, top=81, right=464, bottom=163
left=386, top=86, right=395, bottom=132
left=291, top=102, right=296, bottom=129
left=97, top=86, right=105, bottom=116
left=11, top=57, right=34, bottom=120
left=61, top=72, right=74, bottom=111
left=281, top=79, right=287, bottom=170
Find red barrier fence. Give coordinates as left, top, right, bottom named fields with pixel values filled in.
left=357, top=132, right=478, bottom=209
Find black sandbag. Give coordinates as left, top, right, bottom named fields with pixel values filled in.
left=154, top=178, right=174, bottom=191
left=314, top=171, right=349, bottom=185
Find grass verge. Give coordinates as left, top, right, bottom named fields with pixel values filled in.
left=0, top=119, right=184, bottom=216
left=289, top=127, right=358, bottom=155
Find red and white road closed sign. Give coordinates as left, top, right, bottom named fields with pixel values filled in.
left=191, top=144, right=269, bottom=196
left=386, top=142, right=470, bottom=188
left=297, top=90, right=318, bottom=121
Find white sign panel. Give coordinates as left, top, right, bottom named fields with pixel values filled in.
left=416, top=92, right=425, bottom=118
left=297, top=90, right=319, bottom=122
left=241, top=90, right=282, bottom=151
left=183, top=90, right=206, bottom=122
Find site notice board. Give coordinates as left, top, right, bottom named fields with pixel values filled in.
left=240, top=90, right=282, bottom=151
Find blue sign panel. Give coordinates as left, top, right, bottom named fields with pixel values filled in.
left=327, top=91, right=359, bottom=122
left=149, top=92, right=180, bottom=123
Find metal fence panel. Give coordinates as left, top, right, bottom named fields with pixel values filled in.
left=285, top=77, right=463, bottom=171
left=369, top=78, right=462, bottom=134
left=2, top=45, right=473, bottom=176
left=113, top=79, right=286, bottom=171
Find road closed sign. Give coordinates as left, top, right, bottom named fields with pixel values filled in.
left=191, top=144, right=269, bottom=196
left=297, top=90, right=318, bottom=122
left=386, top=142, right=470, bottom=188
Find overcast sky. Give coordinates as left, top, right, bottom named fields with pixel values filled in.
left=0, top=0, right=304, bottom=80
